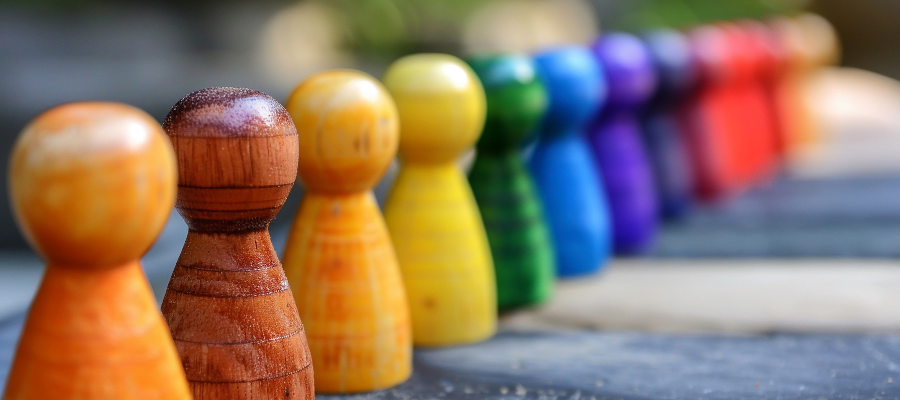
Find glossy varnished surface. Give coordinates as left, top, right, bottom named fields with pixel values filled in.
left=161, top=87, right=314, bottom=400
left=5, top=102, right=190, bottom=400
left=382, top=54, right=497, bottom=346
left=282, top=71, right=411, bottom=393
left=163, top=87, right=299, bottom=233
left=9, top=102, right=177, bottom=267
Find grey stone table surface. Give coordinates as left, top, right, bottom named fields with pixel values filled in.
left=3, top=175, right=900, bottom=398
left=2, top=310, right=900, bottom=400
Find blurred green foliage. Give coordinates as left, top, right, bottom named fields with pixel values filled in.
left=332, top=0, right=483, bottom=57
left=1, top=0, right=810, bottom=53
left=615, top=0, right=810, bottom=31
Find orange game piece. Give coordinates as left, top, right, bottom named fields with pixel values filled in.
left=281, top=70, right=412, bottom=393
left=770, top=14, right=840, bottom=163
left=5, top=102, right=191, bottom=400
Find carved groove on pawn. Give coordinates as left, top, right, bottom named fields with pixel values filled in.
left=160, top=87, right=315, bottom=400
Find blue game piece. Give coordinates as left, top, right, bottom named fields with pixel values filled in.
left=530, top=47, right=612, bottom=277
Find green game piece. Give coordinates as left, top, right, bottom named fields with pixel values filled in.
left=467, top=54, right=555, bottom=311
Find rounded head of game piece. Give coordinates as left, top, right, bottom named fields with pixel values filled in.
left=642, top=29, right=697, bottom=100
left=9, top=102, right=176, bottom=267
left=163, top=87, right=299, bottom=232
left=739, top=20, right=783, bottom=82
left=591, top=33, right=657, bottom=108
left=285, top=70, right=399, bottom=193
left=796, top=13, right=840, bottom=67
left=769, top=16, right=805, bottom=71
left=382, top=54, right=486, bottom=164
left=769, top=14, right=839, bottom=72
left=689, top=24, right=733, bottom=84
left=719, top=23, right=757, bottom=83
left=467, top=54, right=548, bottom=152
left=533, top=46, right=605, bottom=132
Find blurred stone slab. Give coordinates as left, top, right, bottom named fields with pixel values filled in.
left=0, top=253, right=42, bottom=321
left=653, top=175, right=900, bottom=257
left=2, top=309, right=900, bottom=399
left=799, top=67, right=900, bottom=179
left=503, top=259, right=900, bottom=334
left=5, top=254, right=900, bottom=334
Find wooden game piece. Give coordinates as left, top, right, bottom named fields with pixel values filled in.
left=770, top=13, right=840, bottom=164
left=281, top=70, right=411, bottom=392
left=530, top=46, right=611, bottom=276
left=721, top=22, right=779, bottom=186
left=640, top=29, right=697, bottom=221
left=680, top=24, right=744, bottom=201
left=736, top=20, right=784, bottom=180
left=160, top=88, right=314, bottom=400
left=588, top=33, right=660, bottom=255
left=466, top=54, right=555, bottom=311
left=381, top=54, right=496, bottom=346
left=5, top=102, right=190, bottom=399
left=796, top=13, right=841, bottom=70
left=741, top=20, right=789, bottom=165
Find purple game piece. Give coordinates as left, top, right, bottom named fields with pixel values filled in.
left=587, top=33, right=660, bottom=255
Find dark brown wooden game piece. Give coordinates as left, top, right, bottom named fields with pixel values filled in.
left=160, top=87, right=314, bottom=400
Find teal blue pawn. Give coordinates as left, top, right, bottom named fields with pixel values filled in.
left=467, top=54, right=555, bottom=311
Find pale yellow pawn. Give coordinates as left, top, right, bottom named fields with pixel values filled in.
left=382, top=54, right=497, bottom=347
left=282, top=70, right=412, bottom=393
left=5, top=102, right=190, bottom=400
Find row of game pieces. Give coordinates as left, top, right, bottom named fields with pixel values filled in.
left=478, top=13, right=838, bottom=299
left=3, top=13, right=836, bottom=400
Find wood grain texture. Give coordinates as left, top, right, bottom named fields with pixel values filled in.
left=466, top=55, right=555, bottom=311
left=282, top=70, right=411, bottom=393
left=5, top=102, right=190, bottom=400
left=160, top=87, right=314, bottom=400
left=382, top=54, right=496, bottom=347
left=283, top=193, right=410, bottom=393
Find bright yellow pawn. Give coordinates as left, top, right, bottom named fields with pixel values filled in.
left=282, top=70, right=412, bottom=393
left=382, top=54, right=497, bottom=347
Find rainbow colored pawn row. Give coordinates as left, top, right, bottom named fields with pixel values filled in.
left=3, top=13, right=838, bottom=400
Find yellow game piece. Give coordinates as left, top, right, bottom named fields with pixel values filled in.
left=381, top=54, right=497, bottom=347
left=282, top=70, right=412, bottom=393
left=5, top=102, right=190, bottom=400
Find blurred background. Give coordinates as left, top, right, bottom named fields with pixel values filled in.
left=5, top=7, right=900, bottom=389
left=2, top=0, right=900, bottom=257
left=4, top=0, right=900, bottom=328
left=6, top=2, right=900, bottom=394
